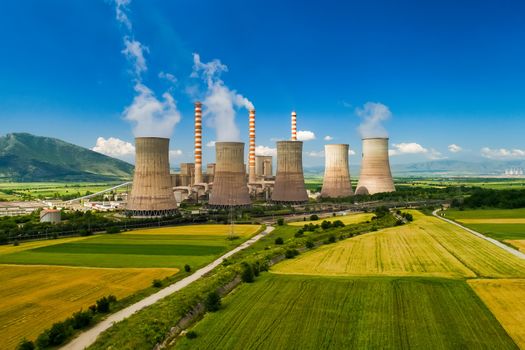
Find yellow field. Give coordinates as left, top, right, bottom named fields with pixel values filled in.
left=0, top=265, right=178, bottom=350
left=126, top=224, right=261, bottom=236
left=457, top=218, right=525, bottom=224
left=506, top=240, right=525, bottom=252
left=273, top=212, right=525, bottom=278
left=0, top=236, right=92, bottom=255
left=468, top=279, right=525, bottom=349
left=288, top=213, right=374, bottom=226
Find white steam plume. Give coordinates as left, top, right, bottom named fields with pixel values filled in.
left=191, top=53, right=254, bottom=141
left=113, top=0, right=181, bottom=138
left=356, top=102, right=391, bottom=138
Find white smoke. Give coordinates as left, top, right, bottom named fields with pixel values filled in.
left=191, top=53, right=254, bottom=141
left=356, top=102, right=391, bottom=138
left=113, top=0, right=181, bottom=138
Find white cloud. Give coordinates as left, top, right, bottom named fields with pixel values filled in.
left=306, top=150, right=325, bottom=157
left=296, top=130, right=316, bottom=141
left=481, top=147, right=525, bottom=159
left=122, top=38, right=148, bottom=76
left=389, top=142, right=428, bottom=156
left=206, top=141, right=216, bottom=147
left=356, top=102, right=391, bottom=138
left=255, top=145, right=277, bottom=157
left=324, top=135, right=333, bottom=141
left=348, top=149, right=356, bottom=156
left=92, top=137, right=134, bottom=160
left=429, top=148, right=447, bottom=160
left=169, top=149, right=183, bottom=157
left=448, top=144, right=462, bottom=153
left=158, top=71, right=177, bottom=84
left=114, top=0, right=132, bottom=30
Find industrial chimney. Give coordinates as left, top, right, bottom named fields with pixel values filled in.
left=194, top=102, right=203, bottom=184
left=209, top=142, right=251, bottom=207
left=321, top=144, right=353, bottom=198
left=248, top=109, right=256, bottom=183
left=291, top=111, right=297, bottom=141
left=355, top=138, right=395, bottom=195
left=272, top=141, right=308, bottom=203
left=127, top=137, right=178, bottom=216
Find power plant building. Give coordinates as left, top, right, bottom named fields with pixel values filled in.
left=321, top=144, right=353, bottom=198
left=209, top=142, right=251, bottom=207
left=355, top=138, right=395, bottom=195
left=272, top=141, right=308, bottom=203
left=255, top=155, right=273, bottom=178
left=127, top=137, right=178, bottom=216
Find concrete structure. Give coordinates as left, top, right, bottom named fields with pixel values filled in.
left=255, top=155, right=273, bottom=178
left=321, top=144, right=353, bottom=198
left=248, top=109, right=257, bottom=183
left=206, top=163, right=216, bottom=183
left=272, top=141, right=308, bottom=203
left=209, top=142, right=251, bottom=207
left=194, top=102, right=203, bottom=184
left=40, top=209, right=61, bottom=223
left=291, top=111, right=297, bottom=141
left=355, top=138, right=395, bottom=195
left=0, top=201, right=46, bottom=217
left=127, top=137, right=178, bottom=216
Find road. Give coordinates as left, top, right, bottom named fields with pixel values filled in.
left=432, top=209, right=525, bottom=260
left=61, top=225, right=274, bottom=350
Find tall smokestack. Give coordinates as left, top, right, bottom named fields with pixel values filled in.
left=127, top=137, right=178, bottom=217
left=209, top=142, right=251, bottom=207
left=355, top=138, right=395, bottom=195
left=291, top=111, right=297, bottom=141
left=321, top=144, right=353, bottom=198
left=248, top=109, right=256, bottom=183
left=194, top=102, right=203, bottom=184
left=272, top=141, right=308, bottom=203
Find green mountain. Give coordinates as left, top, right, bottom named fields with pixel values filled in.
left=0, top=133, right=134, bottom=182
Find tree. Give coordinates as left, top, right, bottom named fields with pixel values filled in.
left=205, top=291, right=221, bottom=312
left=152, top=279, right=162, bottom=288
left=96, top=297, right=110, bottom=313
left=321, top=220, right=332, bottom=230
left=274, top=237, right=284, bottom=245
left=17, top=339, right=35, bottom=350
left=277, top=218, right=284, bottom=226
left=305, top=239, right=315, bottom=249
left=71, top=310, right=93, bottom=329
left=241, top=262, right=255, bottom=283
left=310, top=214, right=319, bottom=221
left=184, top=264, right=191, bottom=272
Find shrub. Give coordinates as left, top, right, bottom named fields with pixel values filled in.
left=184, top=264, right=191, bottom=272
left=205, top=291, right=221, bottom=312
left=152, top=279, right=163, bottom=288
left=186, top=331, right=198, bottom=339
left=285, top=249, right=299, bottom=259
left=310, top=214, right=319, bottom=221
left=107, top=294, right=117, bottom=303
left=402, top=212, right=414, bottom=222
left=71, top=310, right=93, bottom=329
left=47, top=321, right=73, bottom=346
left=395, top=219, right=404, bottom=226
left=305, top=239, right=315, bottom=249
left=294, top=230, right=304, bottom=238
left=13, top=239, right=20, bottom=246
left=96, top=297, right=111, bottom=313
left=328, top=234, right=336, bottom=243
left=241, top=262, right=255, bottom=283
left=274, top=237, right=284, bottom=245
left=253, top=261, right=261, bottom=277
left=88, top=304, right=97, bottom=313
left=277, top=218, right=284, bottom=226
left=17, top=339, right=35, bottom=350
left=106, top=226, right=121, bottom=234
left=321, top=220, right=332, bottom=230
left=332, top=220, right=345, bottom=228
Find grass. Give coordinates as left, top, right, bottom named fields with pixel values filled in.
left=287, top=212, right=374, bottom=226
left=444, top=208, right=525, bottom=220
left=468, top=279, right=525, bottom=349
left=0, top=264, right=178, bottom=350
left=0, top=224, right=261, bottom=268
left=174, top=274, right=517, bottom=350
left=0, top=181, right=125, bottom=200
left=273, top=211, right=525, bottom=278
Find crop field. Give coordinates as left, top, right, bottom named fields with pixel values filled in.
left=174, top=274, right=517, bottom=350
left=0, top=224, right=260, bottom=268
left=0, top=264, right=177, bottom=350
left=274, top=212, right=525, bottom=278
left=288, top=212, right=374, bottom=226
left=0, top=181, right=126, bottom=200
left=469, top=279, right=525, bottom=348
left=506, top=240, right=525, bottom=252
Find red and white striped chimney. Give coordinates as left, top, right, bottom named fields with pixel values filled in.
left=291, top=111, right=297, bottom=141
left=248, top=109, right=256, bottom=183
left=194, top=102, right=203, bottom=184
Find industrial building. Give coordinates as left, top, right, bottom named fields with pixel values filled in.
left=272, top=140, right=308, bottom=203
left=40, top=209, right=61, bottom=223
left=355, top=137, right=395, bottom=195
left=127, top=137, right=178, bottom=217
left=255, top=155, right=273, bottom=179
left=321, top=144, right=353, bottom=198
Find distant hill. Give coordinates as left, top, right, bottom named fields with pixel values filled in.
left=0, top=133, right=134, bottom=182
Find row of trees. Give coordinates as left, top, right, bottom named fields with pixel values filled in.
left=452, top=188, right=525, bottom=209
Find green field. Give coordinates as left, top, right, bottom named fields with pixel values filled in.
left=445, top=208, right=525, bottom=220
left=288, top=212, right=374, bottom=226
left=0, top=224, right=261, bottom=268
left=0, top=181, right=126, bottom=200
left=174, top=274, right=517, bottom=350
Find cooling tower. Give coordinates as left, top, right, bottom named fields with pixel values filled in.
left=355, top=138, right=395, bottom=195
left=209, top=142, right=251, bottom=207
left=127, top=137, right=178, bottom=216
left=248, top=109, right=256, bottom=183
left=272, top=141, right=308, bottom=203
left=194, top=102, right=203, bottom=184
left=321, top=144, right=353, bottom=198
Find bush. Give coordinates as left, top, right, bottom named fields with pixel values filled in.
left=310, top=214, right=319, bottom=221
left=332, top=220, right=345, bottom=228
left=184, top=264, right=191, bottom=272
left=402, top=212, right=414, bottom=222
left=17, top=339, right=35, bottom=350
left=96, top=296, right=111, bottom=313
left=327, top=234, right=336, bottom=243
left=395, top=219, right=404, bottom=226
left=88, top=304, right=97, bottom=313
left=106, top=226, right=121, bottom=234
left=186, top=331, right=198, bottom=339
left=276, top=218, right=284, bottom=226
left=205, top=291, right=221, bottom=312
left=241, top=262, right=255, bottom=283
left=47, top=321, right=73, bottom=346
left=374, top=206, right=390, bottom=218
left=294, top=230, right=304, bottom=238
left=321, top=220, right=332, bottom=230
left=152, top=279, right=163, bottom=288
left=285, top=249, right=299, bottom=259
left=274, top=237, right=284, bottom=245
left=107, top=294, right=117, bottom=303
left=71, top=310, right=93, bottom=329
left=13, top=239, right=20, bottom=246
left=253, top=261, right=261, bottom=277
left=305, top=239, right=315, bottom=249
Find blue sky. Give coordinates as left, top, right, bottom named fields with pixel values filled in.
left=1, top=0, right=525, bottom=166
